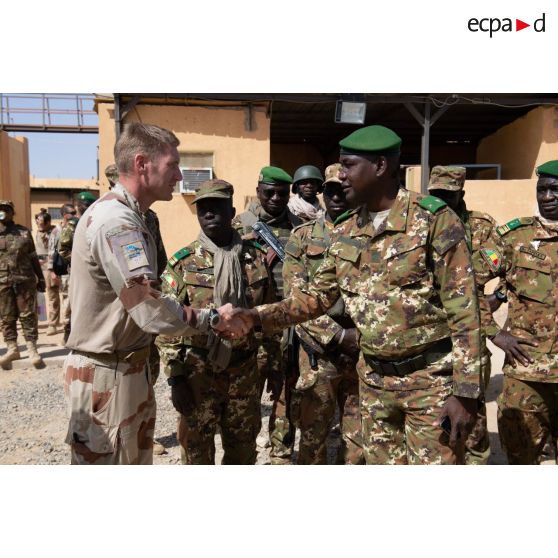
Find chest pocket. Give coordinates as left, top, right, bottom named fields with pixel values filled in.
left=384, top=235, right=428, bottom=288
left=512, top=250, right=552, bottom=304
left=244, top=261, right=268, bottom=286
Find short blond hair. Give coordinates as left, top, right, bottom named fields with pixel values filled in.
left=115, top=122, right=180, bottom=174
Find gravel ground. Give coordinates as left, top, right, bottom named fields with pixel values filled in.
left=0, top=322, right=507, bottom=465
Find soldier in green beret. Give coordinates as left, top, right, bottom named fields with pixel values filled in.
left=475, top=160, right=558, bottom=464
left=224, top=125, right=483, bottom=464
left=156, top=179, right=273, bottom=464
left=428, top=165, right=503, bottom=465
left=232, top=166, right=301, bottom=464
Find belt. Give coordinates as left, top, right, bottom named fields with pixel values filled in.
left=364, top=337, right=452, bottom=377
left=72, top=346, right=151, bottom=365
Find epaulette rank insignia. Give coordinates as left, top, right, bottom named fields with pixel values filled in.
left=496, top=217, right=532, bottom=236
left=419, top=195, right=447, bottom=214
left=168, top=247, right=190, bottom=267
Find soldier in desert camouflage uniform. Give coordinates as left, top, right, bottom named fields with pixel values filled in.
left=427, top=165, right=502, bottom=465
left=227, top=126, right=482, bottom=464
left=283, top=164, right=364, bottom=464
left=63, top=123, right=222, bottom=465
left=475, top=160, right=558, bottom=464
left=0, top=200, right=46, bottom=368
left=106, top=163, right=167, bottom=398
left=156, top=179, right=273, bottom=465
left=233, top=166, right=301, bottom=464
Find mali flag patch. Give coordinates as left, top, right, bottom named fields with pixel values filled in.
left=480, top=248, right=502, bottom=273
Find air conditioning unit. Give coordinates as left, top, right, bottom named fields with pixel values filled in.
left=178, top=167, right=213, bottom=194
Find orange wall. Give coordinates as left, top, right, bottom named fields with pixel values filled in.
left=477, top=106, right=558, bottom=179
left=97, top=102, right=270, bottom=254
left=0, top=132, right=31, bottom=228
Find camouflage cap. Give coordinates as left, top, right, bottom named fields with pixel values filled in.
left=323, top=163, right=342, bottom=185
left=76, top=191, right=97, bottom=203
left=192, top=179, right=234, bottom=204
left=258, top=166, right=293, bottom=186
left=105, top=164, right=119, bottom=183
left=339, top=125, right=402, bottom=156
left=428, top=166, right=466, bottom=192
left=536, top=160, right=558, bottom=179
left=0, top=200, right=15, bottom=210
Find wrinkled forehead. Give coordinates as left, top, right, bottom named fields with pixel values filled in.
left=537, top=175, right=558, bottom=188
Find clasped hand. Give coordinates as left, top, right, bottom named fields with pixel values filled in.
left=213, top=303, right=259, bottom=339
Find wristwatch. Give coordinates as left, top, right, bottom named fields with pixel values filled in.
left=209, top=308, right=221, bottom=329
left=494, top=289, right=508, bottom=303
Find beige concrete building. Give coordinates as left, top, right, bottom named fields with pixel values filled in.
left=0, top=131, right=31, bottom=228
left=95, top=94, right=558, bottom=255
left=30, top=176, right=99, bottom=230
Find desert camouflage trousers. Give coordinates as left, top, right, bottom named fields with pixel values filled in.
left=40, top=261, right=60, bottom=326
left=291, top=350, right=364, bottom=465
left=464, top=348, right=492, bottom=465
left=359, top=351, right=465, bottom=465
left=0, top=280, right=38, bottom=342
left=63, top=350, right=155, bottom=465
left=497, top=376, right=558, bottom=465
left=257, top=333, right=295, bottom=464
left=177, top=350, right=261, bottom=465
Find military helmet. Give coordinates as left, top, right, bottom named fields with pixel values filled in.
left=292, top=165, right=324, bottom=194
left=0, top=200, right=15, bottom=210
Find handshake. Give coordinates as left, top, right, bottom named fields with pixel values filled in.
left=212, top=303, right=261, bottom=339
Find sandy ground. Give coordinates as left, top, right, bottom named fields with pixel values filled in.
left=0, top=316, right=508, bottom=465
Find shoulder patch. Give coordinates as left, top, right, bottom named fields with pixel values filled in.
left=480, top=247, right=502, bottom=273
left=419, top=195, right=447, bottom=214
left=496, top=217, right=533, bottom=237
left=161, top=269, right=179, bottom=292
left=168, top=247, right=191, bottom=267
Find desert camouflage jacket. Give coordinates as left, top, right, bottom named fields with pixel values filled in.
left=257, top=188, right=482, bottom=399
left=156, top=238, right=274, bottom=377
left=0, top=222, right=38, bottom=284
left=475, top=216, right=558, bottom=382
left=283, top=214, right=353, bottom=352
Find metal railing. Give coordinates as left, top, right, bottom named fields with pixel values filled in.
left=0, top=93, right=98, bottom=133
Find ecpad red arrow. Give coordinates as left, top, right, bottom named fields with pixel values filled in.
left=516, top=19, right=530, bottom=31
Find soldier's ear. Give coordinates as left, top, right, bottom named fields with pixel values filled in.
left=231, top=206, right=237, bottom=219
left=375, top=156, right=389, bottom=178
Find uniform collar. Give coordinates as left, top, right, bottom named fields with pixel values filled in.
left=351, top=187, right=409, bottom=237
left=534, top=215, right=558, bottom=239
left=112, top=182, right=143, bottom=217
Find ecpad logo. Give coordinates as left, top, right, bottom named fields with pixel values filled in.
left=468, top=13, right=546, bottom=37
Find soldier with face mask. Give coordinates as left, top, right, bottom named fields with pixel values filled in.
left=0, top=201, right=46, bottom=368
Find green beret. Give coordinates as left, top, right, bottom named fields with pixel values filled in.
left=536, top=160, right=558, bottom=179
left=428, top=166, right=466, bottom=192
left=339, top=125, right=402, bottom=156
left=258, top=166, right=292, bottom=185
left=192, top=179, right=234, bottom=204
left=76, top=191, right=97, bottom=203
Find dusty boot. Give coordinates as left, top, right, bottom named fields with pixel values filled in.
left=0, top=341, right=21, bottom=369
left=46, top=325, right=57, bottom=336
left=26, top=340, right=44, bottom=368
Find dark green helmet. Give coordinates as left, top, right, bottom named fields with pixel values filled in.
left=292, top=165, right=324, bottom=193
